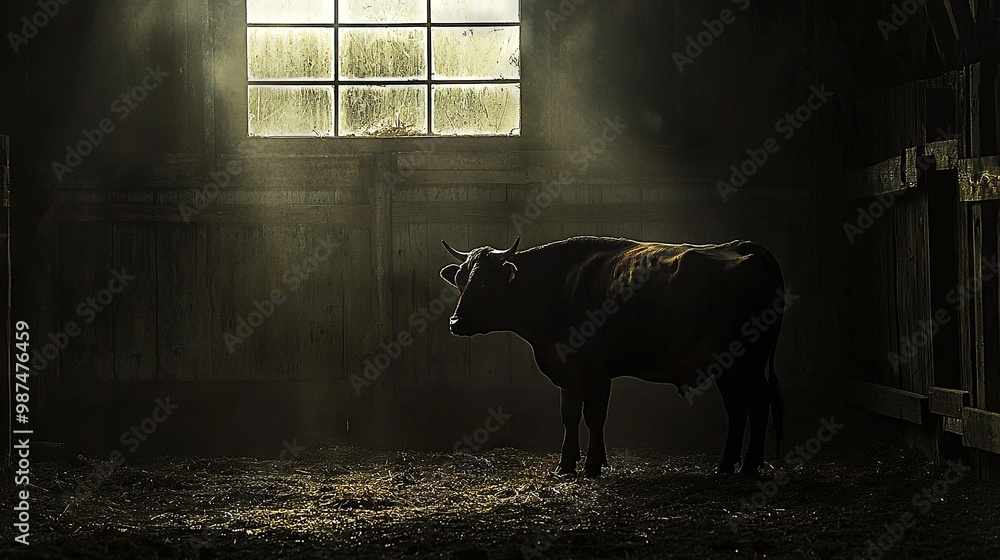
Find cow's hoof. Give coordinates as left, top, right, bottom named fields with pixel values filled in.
left=717, top=462, right=738, bottom=475
left=738, top=466, right=765, bottom=480
left=553, top=464, right=577, bottom=477
left=583, top=462, right=604, bottom=478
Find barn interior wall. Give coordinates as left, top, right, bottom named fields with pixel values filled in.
left=8, top=0, right=852, bottom=457
left=830, top=0, right=1000, bottom=476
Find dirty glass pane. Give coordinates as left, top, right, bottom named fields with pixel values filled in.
left=432, top=84, right=519, bottom=136
left=432, top=27, right=519, bottom=80
left=340, top=28, right=427, bottom=80
left=248, top=28, right=335, bottom=80
left=246, top=0, right=335, bottom=24
left=431, top=0, right=519, bottom=23
left=340, top=0, right=426, bottom=23
left=340, top=85, right=427, bottom=136
left=249, top=86, right=334, bottom=137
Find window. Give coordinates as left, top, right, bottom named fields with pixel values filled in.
left=246, top=0, right=521, bottom=138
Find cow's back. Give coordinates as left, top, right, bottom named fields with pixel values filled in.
left=557, top=238, right=779, bottom=385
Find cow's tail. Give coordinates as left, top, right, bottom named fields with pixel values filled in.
left=768, top=328, right=785, bottom=460
left=750, top=242, right=785, bottom=460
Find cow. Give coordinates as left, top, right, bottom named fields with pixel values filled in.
left=439, top=235, right=786, bottom=478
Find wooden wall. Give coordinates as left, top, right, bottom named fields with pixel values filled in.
left=841, top=0, right=1000, bottom=475
left=11, top=0, right=850, bottom=455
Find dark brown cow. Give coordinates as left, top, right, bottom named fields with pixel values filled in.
left=440, top=235, right=785, bottom=478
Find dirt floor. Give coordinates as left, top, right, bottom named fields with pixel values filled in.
left=2, top=442, right=999, bottom=560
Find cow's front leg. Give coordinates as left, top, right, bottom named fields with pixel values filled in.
left=583, top=379, right=612, bottom=478
left=555, top=389, right=583, bottom=475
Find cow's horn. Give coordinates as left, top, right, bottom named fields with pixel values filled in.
left=495, top=236, right=520, bottom=260
left=441, top=239, right=469, bottom=260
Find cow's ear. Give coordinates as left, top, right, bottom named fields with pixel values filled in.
left=440, top=264, right=461, bottom=286
left=504, top=261, right=518, bottom=283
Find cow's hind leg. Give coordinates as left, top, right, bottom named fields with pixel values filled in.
left=717, top=376, right=746, bottom=474
left=582, top=379, right=612, bottom=478
left=555, top=389, right=583, bottom=475
left=738, top=374, right=771, bottom=479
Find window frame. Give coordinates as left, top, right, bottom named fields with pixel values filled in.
left=245, top=1, right=523, bottom=139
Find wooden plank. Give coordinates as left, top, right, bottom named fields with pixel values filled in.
left=59, top=223, right=114, bottom=382
left=262, top=226, right=298, bottom=381
left=958, top=155, right=1000, bottom=201
left=962, top=407, right=1000, bottom=452
left=852, top=156, right=907, bottom=199
left=850, top=380, right=927, bottom=425
left=944, top=416, right=964, bottom=434
left=959, top=204, right=976, bottom=397
left=206, top=225, right=238, bottom=381
left=392, top=223, right=427, bottom=389
left=371, top=156, right=394, bottom=440
left=396, top=150, right=525, bottom=171
left=400, top=169, right=529, bottom=185
left=981, top=202, right=1000, bottom=411
left=392, top=200, right=815, bottom=224
left=972, top=204, right=987, bottom=407
left=228, top=155, right=364, bottom=187
left=112, top=223, right=157, bottom=381
left=344, top=223, right=374, bottom=431
left=929, top=386, right=971, bottom=418
left=156, top=223, right=202, bottom=381
left=877, top=202, right=899, bottom=387
left=925, top=139, right=961, bottom=170
left=232, top=226, right=267, bottom=381
left=57, top=203, right=371, bottom=225
left=293, top=225, right=346, bottom=381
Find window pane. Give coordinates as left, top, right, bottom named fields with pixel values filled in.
left=339, top=28, right=427, bottom=81
left=433, top=84, right=519, bottom=136
left=249, top=86, right=334, bottom=137
left=248, top=28, right=335, bottom=80
left=431, top=0, right=519, bottom=23
left=340, top=0, right=426, bottom=23
left=340, top=85, right=427, bottom=137
left=247, top=0, right=335, bottom=24
left=432, top=27, right=519, bottom=80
